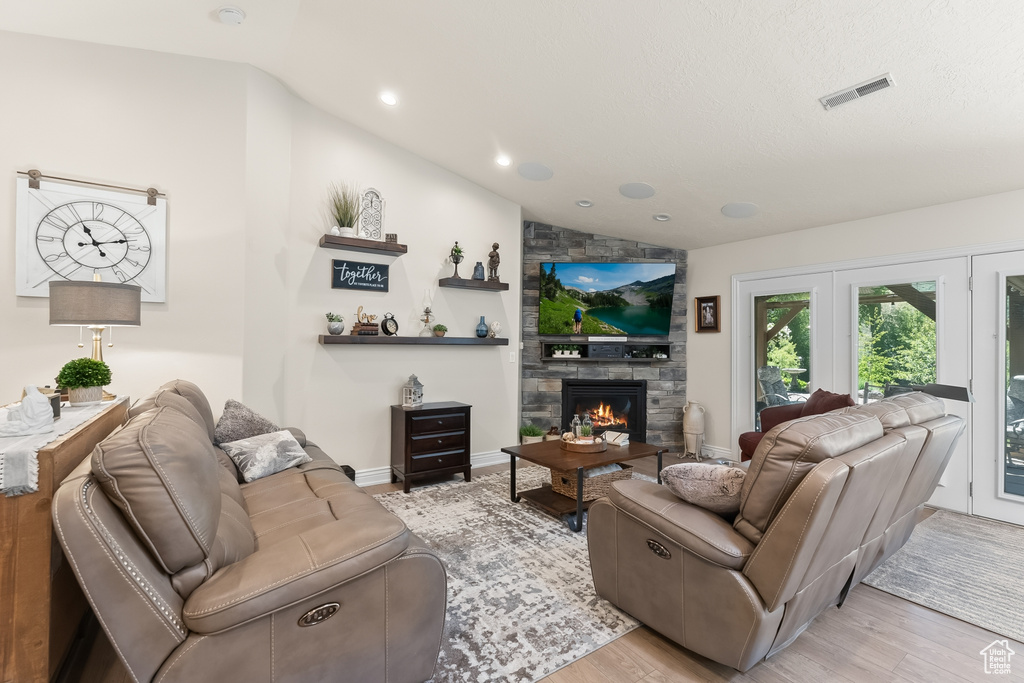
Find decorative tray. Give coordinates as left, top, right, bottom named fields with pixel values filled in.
left=560, top=440, right=607, bottom=453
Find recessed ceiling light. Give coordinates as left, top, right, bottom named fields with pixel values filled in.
left=653, top=213, right=671, bottom=221
left=495, top=155, right=511, bottom=167
left=619, top=182, right=655, bottom=199
left=576, top=199, right=593, bottom=208
left=721, top=202, right=759, bottom=218
left=218, top=6, right=246, bottom=25
left=518, top=162, right=554, bottom=181
left=379, top=91, right=398, bottom=106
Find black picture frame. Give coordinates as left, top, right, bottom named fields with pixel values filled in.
left=695, top=295, right=720, bottom=333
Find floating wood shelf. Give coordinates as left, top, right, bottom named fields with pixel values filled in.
left=438, top=277, right=509, bottom=292
left=319, top=335, right=508, bottom=346
left=540, top=356, right=669, bottom=363
left=318, top=234, right=408, bottom=255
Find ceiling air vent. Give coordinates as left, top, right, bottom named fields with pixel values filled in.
left=820, top=73, right=895, bottom=110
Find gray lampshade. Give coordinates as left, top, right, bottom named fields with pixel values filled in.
left=49, top=281, right=142, bottom=326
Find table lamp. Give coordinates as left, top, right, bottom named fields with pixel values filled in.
left=49, top=280, right=142, bottom=362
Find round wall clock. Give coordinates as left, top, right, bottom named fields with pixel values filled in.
left=16, top=176, right=167, bottom=302
left=381, top=312, right=399, bottom=336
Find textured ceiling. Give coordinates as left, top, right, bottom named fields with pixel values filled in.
left=3, top=0, right=1024, bottom=249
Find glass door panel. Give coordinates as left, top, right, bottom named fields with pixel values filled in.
left=752, top=292, right=811, bottom=428
left=974, top=252, right=1024, bottom=525
left=856, top=282, right=937, bottom=404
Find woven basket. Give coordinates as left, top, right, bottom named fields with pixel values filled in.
left=550, top=463, right=633, bottom=501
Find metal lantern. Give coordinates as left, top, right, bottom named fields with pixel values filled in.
left=402, top=374, right=424, bottom=407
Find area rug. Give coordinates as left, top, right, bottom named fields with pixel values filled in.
left=374, top=467, right=639, bottom=682
left=863, top=509, right=1024, bottom=642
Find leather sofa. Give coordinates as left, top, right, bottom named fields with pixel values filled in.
left=587, top=392, right=963, bottom=672
left=52, top=380, right=446, bottom=683
left=739, top=388, right=855, bottom=461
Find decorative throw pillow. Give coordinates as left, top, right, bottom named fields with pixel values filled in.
left=214, top=399, right=280, bottom=445
left=801, top=388, right=854, bottom=417
left=661, top=462, right=746, bottom=515
left=219, top=430, right=312, bottom=483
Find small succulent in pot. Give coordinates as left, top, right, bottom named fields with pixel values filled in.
left=432, top=323, right=448, bottom=337
left=56, top=357, right=112, bottom=406
left=519, top=423, right=545, bottom=444
left=325, top=312, right=345, bottom=335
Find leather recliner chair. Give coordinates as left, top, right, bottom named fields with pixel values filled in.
left=52, top=381, right=446, bottom=683
left=587, top=392, right=962, bottom=672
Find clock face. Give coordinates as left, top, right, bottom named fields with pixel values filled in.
left=35, top=201, right=153, bottom=284
left=16, top=177, right=167, bottom=302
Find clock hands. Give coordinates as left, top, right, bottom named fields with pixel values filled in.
left=76, top=224, right=131, bottom=258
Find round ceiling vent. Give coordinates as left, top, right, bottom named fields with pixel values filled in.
left=619, top=182, right=655, bottom=199
left=218, top=6, right=246, bottom=25
left=517, top=163, right=554, bottom=181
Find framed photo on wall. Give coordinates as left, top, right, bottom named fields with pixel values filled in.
left=695, top=295, right=720, bottom=333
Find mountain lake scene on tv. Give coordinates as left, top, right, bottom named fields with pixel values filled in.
left=538, top=262, right=676, bottom=335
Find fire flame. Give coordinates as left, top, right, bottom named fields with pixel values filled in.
left=582, top=401, right=627, bottom=429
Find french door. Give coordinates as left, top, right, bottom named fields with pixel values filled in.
left=972, top=251, right=1024, bottom=525
left=835, top=258, right=970, bottom=513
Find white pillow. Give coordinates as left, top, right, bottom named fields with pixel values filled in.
left=219, top=429, right=312, bottom=482
left=661, top=462, right=746, bottom=515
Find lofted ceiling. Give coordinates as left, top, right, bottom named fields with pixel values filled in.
left=3, top=0, right=1024, bottom=249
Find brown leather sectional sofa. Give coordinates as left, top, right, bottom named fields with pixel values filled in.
left=52, top=380, right=446, bottom=683
left=587, top=392, right=964, bottom=672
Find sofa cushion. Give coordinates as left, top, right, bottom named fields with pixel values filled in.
left=661, top=463, right=746, bottom=515
left=801, top=388, right=855, bottom=417
left=734, top=411, right=884, bottom=543
left=889, top=392, right=945, bottom=424
left=220, top=430, right=312, bottom=483
left=91, top=406, right=222, bottom=574
left=214, top=399, right=281, bottom=446
left=130, top=379, right=216, bottom=442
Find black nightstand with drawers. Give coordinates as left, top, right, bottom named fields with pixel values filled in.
left=390, top=401, right=472, bottom=493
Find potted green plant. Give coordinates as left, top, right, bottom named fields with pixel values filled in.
left=519, top=424, right=544, bottom=445
left=566, top=344, right=580, bottom=358
left=327, top=182, right=362, bottom=237
left=449, top=241, right=465, bottom=278
left=325, top=312, right=345, bottom=335
left=432, top=323, right=448, bottom=337
left=56, top=357, right=112, bottom=406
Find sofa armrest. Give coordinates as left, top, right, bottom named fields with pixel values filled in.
left=606, top=480, right=754, bottom=569
left=759, top=403, right=804, bottom=433
left=182, top=508, right=408, bottom=633
left=284, top=426, right=306, bottom=447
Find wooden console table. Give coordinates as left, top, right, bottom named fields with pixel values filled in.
left=0, top=398, right=129, bottom=683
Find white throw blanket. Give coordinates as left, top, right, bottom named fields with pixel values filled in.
left=0, top=397, right=124, bottom=497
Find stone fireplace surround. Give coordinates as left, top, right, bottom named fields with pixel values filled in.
left=520, top=222, right=687, bottom=450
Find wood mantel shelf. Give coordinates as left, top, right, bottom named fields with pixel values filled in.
left=319, top=335, right=508, bottom=346
left=438, top=277, right=509, bottom=292
left=318, top=234, right=408, bottom=255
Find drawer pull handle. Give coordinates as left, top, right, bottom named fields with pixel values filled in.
left=438, top=438, right=443, bottom=444
left=437, top=420, right=443, bottom=425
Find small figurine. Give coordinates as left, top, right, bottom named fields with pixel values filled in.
left=487, top=242, right=501, bottom=282
left=0, top=386, right=54, bottom=437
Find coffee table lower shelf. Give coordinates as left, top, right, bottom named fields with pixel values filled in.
left=518, top=484, right=597, bottom=517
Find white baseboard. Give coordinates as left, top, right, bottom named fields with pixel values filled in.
left=354, top=450, right=509, bottom=487
left=700, top=445, right=736, bottom=462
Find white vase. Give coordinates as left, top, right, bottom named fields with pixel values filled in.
left=683, top=400, right=706, bottom=459
left=68, top=385, right=103, bottom=406
left=338, top=226, right=356, bottom=237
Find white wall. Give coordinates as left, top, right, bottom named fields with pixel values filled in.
left=0, top=31, right=249, bottom=411
left=1, top=31, right=522, bottom=475
left=686, top=188, right=1024, bottom=451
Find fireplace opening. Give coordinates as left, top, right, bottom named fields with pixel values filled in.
left=562, top=380, right=647, bottom=442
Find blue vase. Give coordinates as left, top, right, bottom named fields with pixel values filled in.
left=472, top=262, right=485, bottom=280
left=476, top=316, right=487, bottom=338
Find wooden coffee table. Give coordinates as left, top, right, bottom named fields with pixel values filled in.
left=500, top=440, right=664, bottom=532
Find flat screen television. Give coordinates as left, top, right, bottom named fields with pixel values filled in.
left=538, top=262, right=677, bottom=336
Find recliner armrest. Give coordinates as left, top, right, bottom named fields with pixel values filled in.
left=182, top=509, right=409, bottom=633
left=607, top=480, right=754, bottom=569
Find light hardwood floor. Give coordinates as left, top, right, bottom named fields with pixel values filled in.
left=73, top=459, right=1023, bottom=683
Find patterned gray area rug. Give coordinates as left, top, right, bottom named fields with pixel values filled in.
left=864, top=509, right=1024, bottom=642
left=374, top=467, right=639, bottom=682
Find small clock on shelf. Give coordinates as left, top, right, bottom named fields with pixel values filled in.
left=381, top=312, right=399, bottom=336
